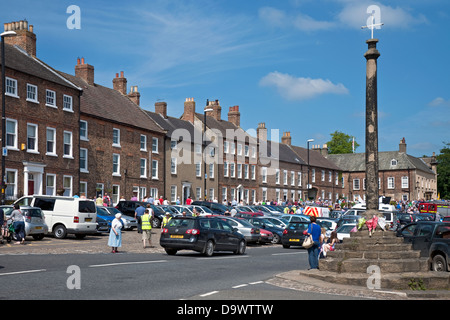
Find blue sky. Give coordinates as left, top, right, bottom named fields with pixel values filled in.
left=2, top=0, right=449, bottom=157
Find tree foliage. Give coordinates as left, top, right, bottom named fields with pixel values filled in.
left=326, top=131, right=360, bottom=154
left=437, top=142, right=450, bottom=200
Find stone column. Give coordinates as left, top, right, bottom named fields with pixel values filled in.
left=364, top=39, right=380, bottom=219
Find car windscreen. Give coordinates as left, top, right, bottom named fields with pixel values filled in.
left=167, top=218, right=195, bottom=229
left=22, top=208, right=43, bottom=218
left=79, top=201, right=96, bottom=213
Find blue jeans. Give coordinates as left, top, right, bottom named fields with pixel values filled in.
left=13, top=221, right=25, bottom=240
left=307, top=241, right=320, bottom=269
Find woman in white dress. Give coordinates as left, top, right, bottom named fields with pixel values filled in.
left=108, top=213, right=123, bottom=253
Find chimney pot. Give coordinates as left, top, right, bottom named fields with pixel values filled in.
left=113, top=71, right=127, bottom=95
left=75, top=58, right=95, bottom=85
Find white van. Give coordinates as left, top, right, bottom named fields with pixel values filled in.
left=352, top=203, right=395, bottom=212
left=15, top=196, right=97, bottom=239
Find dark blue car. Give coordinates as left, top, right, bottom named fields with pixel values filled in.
left=245, top=217, right=285, bottom=244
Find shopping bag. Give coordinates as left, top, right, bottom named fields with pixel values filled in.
left=302, top=235, right=314, bottom=248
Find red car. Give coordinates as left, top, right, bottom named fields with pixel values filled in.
left=259, top=228, right=274, bottom=244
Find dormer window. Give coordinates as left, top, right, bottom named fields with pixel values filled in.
left=391, top=159, right=397, bottom=166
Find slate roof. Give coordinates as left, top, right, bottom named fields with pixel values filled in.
left=0, top=43, right=81, bottom=91
left=145, top=111, right=203, bottom=143
left=290, top=145, right=341, bottom=170
left=60, top=72, right=165, bottom=134
left=326, top=152, right=435, bottom=174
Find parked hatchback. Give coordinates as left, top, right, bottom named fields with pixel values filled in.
left=3, top=205, right=48, bottom=240
left=281, top=221, right=310, bottom=248
left=160, top=217, right=246, bottom=256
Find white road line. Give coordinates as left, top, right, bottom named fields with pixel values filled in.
left=271, top=252, right=305, bottom=256
left=196, top=255, right=249, bottom=261
left=89, top=260, right=167, bottom=268
left=0, top=269, right=46, bottom=276
left=249, top=281, right=264, bottom=285
left=200, top=291, right=219, bottom=297
left=232, top=284, right=248, bottom=289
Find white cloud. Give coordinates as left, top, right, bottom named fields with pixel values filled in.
left=337, top=1, right=428, bottom=30
left=428, top=97, right=450, bottom=107
left=259, top=6, right=335, bottom=32
left=259, top=71, right=349, bottom=101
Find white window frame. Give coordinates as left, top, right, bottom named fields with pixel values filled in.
left=112, top=153, right=121, bottom=176
left=46, top=89, right=56, bottom=108
left=80, top=148, right=89, bottom=173
left=353, top=178, right=360, bottom=191
left=5, top=77, right=18, bottom=98
left=63, top=175, right=73, bottom=197
left=112, top=128, right=121, bottom=147
left=139, top=158, right=147, bottom=178
left=63, top=95, right=73, bottom=112
left=140, top=135, right=147, bottom=151
left=6, top=118, right=18, bottom=149
left=27, top=123, right=38, bottom=153
left=46, top=127, right=57, bottom=156
left=152, top=160, right=158, bottom=179
left=63, top=131, right=73, bottom=158
left=5, top=168, right=18, bottom=200
left=152, top=137, right=159, bottom=153
left=46, top=174, right=56, bottom=196
left=80, top=120, right=88, bottom=141
left=387, top=177, right=395, bottom=189
left=171, top=157, right=177, bottom=175
left=26, top=84, right=38, bottom=103
left=401, top=176, right=409, bottom=189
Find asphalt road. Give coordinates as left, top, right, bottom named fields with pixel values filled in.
left=0, top=240, right=363, bottom=302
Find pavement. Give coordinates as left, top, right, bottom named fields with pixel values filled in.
left=1, top=230, right=449, bottom=300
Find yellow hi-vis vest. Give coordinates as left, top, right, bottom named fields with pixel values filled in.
left=162, top=216, right=171, bottom=227
left=141, top=214, right=152, bottom=230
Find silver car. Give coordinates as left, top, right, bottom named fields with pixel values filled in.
left=216, top=216, right=261, bottom=244
left=2, top=205, right=48, bottom=240
left=98, top=206, right=138, bottom=230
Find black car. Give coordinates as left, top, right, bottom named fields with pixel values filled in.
left=95, top=215, right=110, bottom=233
left=115, top=201, right=165, bottom=228
left=191, top=201, right=229, bottom=215
left=397, top=221, right=450, bottom=272
left=281, top=221, right=310, bottom=248
left=245, top=217, right=284, bottom=244
left=160, top=217, right=246, bottom=256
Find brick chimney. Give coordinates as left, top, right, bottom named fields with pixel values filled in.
left=227, top=105, right=240, bottom=127
left=399, top=137, right=406, bottom=153
left=75, top=58, right=95, bottom=85
left=113, top=71, right=127, bottom=95
left=205, top=100, right=221, bottom=121
left=181, top=98, right=195, bottom=123
left=155, top=101, right=167, bottom=118
left=257, top=123, right=267, bottom=142
left=3, top=20, right=36, bottom=56
left=281, top=132, right=291, bottom=146
left=128, top=86, right=140, bottom=106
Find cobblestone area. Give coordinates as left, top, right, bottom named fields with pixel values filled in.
left=0, top=230, right=165, bottom=255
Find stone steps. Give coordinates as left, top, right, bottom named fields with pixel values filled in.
left=320, top=257, right=429, bottom=273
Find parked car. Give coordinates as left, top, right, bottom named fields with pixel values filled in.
left=245, top=217, right=284, bottom=244
left=263, top=217, right=289, bottom=229
left=281, top=221, right=310, bottom=248
left=234, top=211, right=264, bottom=218
left=395, top=213, right=415, bottom=230
left=214, top=216, right=261, bottom=244
left=191, top=201, right=229, bottom=215
left=316, top=218, right=338, bottom=233
left=115, top=200, right=147, bottom=217
left=97, top=206, right=137, bottom=230
left=170, top=205, right=194, bottom=216
left=189, top=205, right=215, bottom=216
left=251, top=205, right=281, bottom=216
left=444, top=216, right=450, bottom=222
left=281, top=214, right=310, bottom=223
left=343, top=208, right=366, bottom=217
left=259, top=228, right=274, bottom=244
left=95, top=215, right=110, bottom=233
left=336, top=224, right=357, bottom=242
left=3, top=205, right=48, bottom=240
left=160, top=217, right=246, bottom=256
left=15, top=195, right=97, bottom=239
left=396, top=221, right=450, bottom=272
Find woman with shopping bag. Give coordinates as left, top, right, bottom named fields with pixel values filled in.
left=305, top=216, right=322, bottom=270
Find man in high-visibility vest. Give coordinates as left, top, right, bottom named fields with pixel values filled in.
left=141, top=209, right=153, bottom=248
left=162, top=212, right=172, bottom=228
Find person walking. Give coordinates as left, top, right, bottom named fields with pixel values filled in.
left=134, top=203, right=146, bottom=233
left=141, top=209, right=153, bottom=248
left=8, top=204, right=25, bottom=244
left=306, top=215, right=322, bottom=270
left=108, top=213, right=123, bottom=253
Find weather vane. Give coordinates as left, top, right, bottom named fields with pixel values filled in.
left=361, top=7, right=384, bottom=39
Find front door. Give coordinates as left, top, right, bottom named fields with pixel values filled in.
left=28, top=173, right=35, bottom=195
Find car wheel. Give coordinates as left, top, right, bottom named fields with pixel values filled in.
left=432, top=254, right=448, bottom=272
left=53, top=225, right=67, bottom=239
left=203, top=240, right=215, bottom=257
left=151, top=218, right=161, bottom=228
left=165, top=248, right=177, bottom=255
left=282, top=244, right=290, bottom=249
left=234, top=240, right=246, bottom=255
left=272, top=234, right=280, bottom=244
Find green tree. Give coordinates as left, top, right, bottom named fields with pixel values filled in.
left=326, top=131, right=360, bottom=154
left=437, top=142, right=450, bottom=199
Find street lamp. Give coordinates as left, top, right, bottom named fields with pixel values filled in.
left=203, top=101, right=213, bottom=201
left=306, top=139, right=314, bottom=201
left=1, top=30, right=17, bottom=204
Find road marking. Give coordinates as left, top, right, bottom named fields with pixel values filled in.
left=271, top=252, right=306, bottom=256
left=0, top=269, right=46, bottom=276
left=89, top=260, right=167, bottom=268
left=249, top=281, right=264, bottom=285
left=232, top=284, right=248, bottom=289
left=199, top=291, right=219, bottom=297
left=196, top=255, right=249, bottom=261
